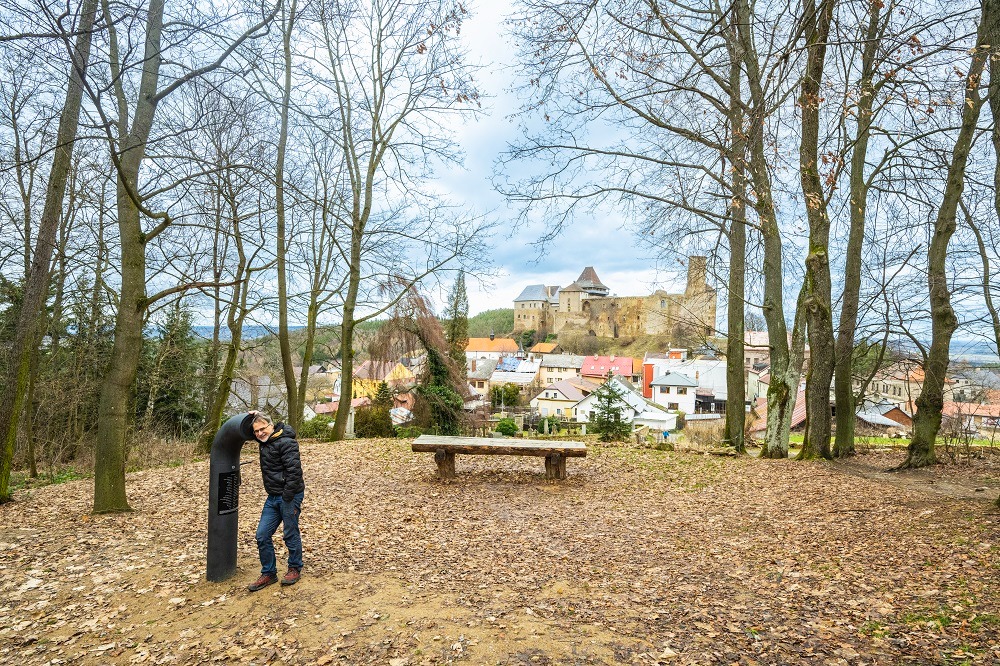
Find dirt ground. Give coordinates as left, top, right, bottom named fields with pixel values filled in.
left=1, top=440, right=998, bottom=666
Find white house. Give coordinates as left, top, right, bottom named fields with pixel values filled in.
left=530, top=377, right=600, bottom=417
left=648, top=371, right=698, bottom=413
left=573, top=376, right=677, bottom=432
left=490, top=358, right=541, bottom=392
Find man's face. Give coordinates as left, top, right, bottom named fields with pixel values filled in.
left=253, top=420, right=274, bottom=442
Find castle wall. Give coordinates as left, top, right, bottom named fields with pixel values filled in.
left=515, top=258, right=718, bottom=343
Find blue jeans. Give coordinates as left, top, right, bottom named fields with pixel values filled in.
left=255, top=492, right=304, bottom=575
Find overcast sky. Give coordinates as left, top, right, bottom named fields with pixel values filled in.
left=433, top=1, right=690, bottom=316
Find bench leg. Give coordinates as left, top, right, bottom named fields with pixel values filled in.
left=545, top=453, right=566, bottom=480
left=434, top=449, right=456, bottom=480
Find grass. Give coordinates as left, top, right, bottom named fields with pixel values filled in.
left=10, top=468, right=88, bottom=492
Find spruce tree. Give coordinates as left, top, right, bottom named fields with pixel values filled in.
left=591, top=378, right=632, bottom=442
left=443, top=271, right=469, bottom=377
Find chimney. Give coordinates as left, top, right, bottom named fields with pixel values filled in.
left=610, top=354, right=616, bottom=362
left=490, top=330, right=495, bottom=341
left=471, top=359, right=477, bottom=372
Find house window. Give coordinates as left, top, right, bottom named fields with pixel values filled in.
left=589, top=410, right=595, bottom=420
left=677, top=387, right=688, bottom=395
left=668, top=402, right=679, bottom=410
left=659, top=386, right=669, bottom=394
left=660, top=299, right=666, bottom=308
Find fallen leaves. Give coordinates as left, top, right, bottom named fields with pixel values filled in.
left=0, top=442, right=998, bottom=664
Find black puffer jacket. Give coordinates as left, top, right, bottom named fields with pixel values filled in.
left=258, top=423, right=305, bottom=501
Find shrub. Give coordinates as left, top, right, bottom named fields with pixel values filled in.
left=395, top=425, right=424, bottom=438
left=298, top=415, right=336, bottom=440
left=684, top=420, right=725, bottom=448
left=355, top=405, right=395, bottom=438
left=496, top=417, right=518, bottom=437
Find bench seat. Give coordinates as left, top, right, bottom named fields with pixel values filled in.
left=412, top=435, right=586, bottom=480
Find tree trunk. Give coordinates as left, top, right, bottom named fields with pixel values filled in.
left=723, top=48, right=746, bottom=453
left=901, top=2, right=995, bottom=469
left=200, top=280, right=247, bottom=453
left=734, top=0, right=800, bottom=458
left=94, top=0, right=166, bottom=513
left=0, top=0, right=98, bottom=502
left=985, top=5, right=1000, bottom=359
left=275, top=0, right=299, bottom=425
left=798, top=0, right=836, bottom=461
left=295, top=299, right=320, bottom=426
left=834, top=1, right=882, bottom=458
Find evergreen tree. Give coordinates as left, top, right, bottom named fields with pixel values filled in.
left=137, top=303, right=204, bottom=437
left=443, top=271, right=469, bottom=377
left=590, top=378, right=632, bottom=442
left=373, top=381, right=394, bottom=409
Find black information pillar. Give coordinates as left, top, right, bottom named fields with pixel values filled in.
left=206, top=413, right=257, bottom=582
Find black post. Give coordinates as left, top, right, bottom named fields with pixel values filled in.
left=206, top=413, right=256, bottom=582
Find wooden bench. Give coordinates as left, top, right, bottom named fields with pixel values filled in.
left=412, top=435, right=587, bottom=480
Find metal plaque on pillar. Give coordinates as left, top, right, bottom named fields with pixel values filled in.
left=206, top=413, right=256, bottom=582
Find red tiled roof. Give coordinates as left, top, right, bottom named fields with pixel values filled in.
left=942, top=401, right=1000, bottom=418
left=749, top=388, right=808, bottom=433
left=580, top=355, right=634, bottom=378
left=530, top=342, right=558, bottom=353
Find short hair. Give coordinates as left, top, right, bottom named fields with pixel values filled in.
left=252, top=413, right=274, bottom=427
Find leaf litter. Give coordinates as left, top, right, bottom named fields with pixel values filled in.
left=0, top=440, right=997, bottom=665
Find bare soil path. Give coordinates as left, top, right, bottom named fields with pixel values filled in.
left=1, top=440, right=998, bottom=665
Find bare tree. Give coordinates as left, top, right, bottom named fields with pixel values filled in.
left=86, top=0, right=278, bottom=512
left=899, top=0, right=996, bottom=469
left=309, top=0, right=490, bottom=440
left=0, top=0, right=99, bottom=503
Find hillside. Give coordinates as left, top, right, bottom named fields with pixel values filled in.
left=1, top=442, right=997, bottom=665
left=466, top=308, right=514, bottom=338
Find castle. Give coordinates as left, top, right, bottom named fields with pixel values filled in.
left=512, top=257, right=717, bottom=341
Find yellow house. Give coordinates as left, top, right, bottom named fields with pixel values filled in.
left=352, top=360, right=415, bottom=398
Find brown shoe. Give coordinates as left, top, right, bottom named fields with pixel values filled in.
left=248, top=573, right=277, bottom=592
left=281, top=568, right=301, bottom=586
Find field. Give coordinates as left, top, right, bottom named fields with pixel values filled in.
left=1, top=439, right=998, bottom=665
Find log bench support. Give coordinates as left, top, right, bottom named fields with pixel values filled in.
left=544, top=453, right=566, bottom=480
left=434, top=448, right=457, bottom=480
left=413, top=435, right=586, bottom=481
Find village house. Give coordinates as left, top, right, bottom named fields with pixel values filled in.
left=465, top=335, right=519, bottom=362
left=530, top=377, right=600, bottom=417
left=489, top=357, right=541, bottom=396
left=527, top=341, right=561, bottom=361
left=539, top=353, right=585, bottom=384
left=573, top=376, right=677, bottom=432
left=352, top=360, right=415, bottom=398
left=580, top=355, right=637, bottom=382
left=466, top=357, right=498, bottom=398
left=942, top=401, right=1000, bottom=434
left=642, top=354, right=731, bottom=413
left=648, top=371, right=698, bottom=413
left=863, top=359, right=957, bottom=407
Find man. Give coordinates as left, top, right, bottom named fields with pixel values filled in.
left=247, top=412, right=305, bottom=591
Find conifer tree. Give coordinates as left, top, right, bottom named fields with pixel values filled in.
left=443, top=271, right=469, bottom=377
left=590, top=377, right=631, bottom=442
